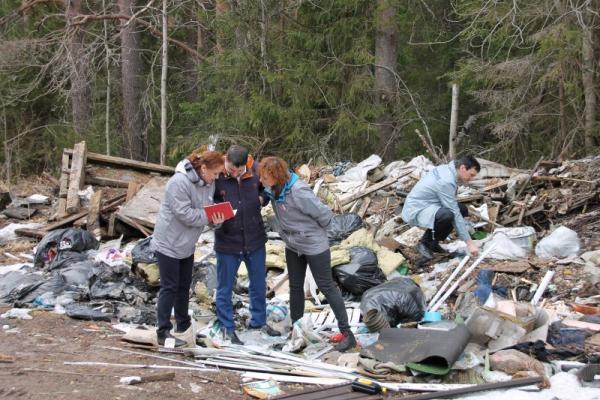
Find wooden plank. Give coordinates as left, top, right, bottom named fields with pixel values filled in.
left=87, top=189, right=103, bottom=238
left=531, top=175, right=596, bottom=184
left=126, top=182, right=141, bottom=202
left=357, top=197, right=371, bottom=218
left=85, top=175, right=131, bottom=188
left=0, top=354, right=16, bottom=363
left=501, top=205, right=545, bottom=225
left=116, top=213, right=151, bottom=237
left=107, top=213, right=117, bottom=237
left=118, top=176, right=168, bottom=228
left=66, top=141, right=87, bottom=214
left=562, top=319, right=600, bottom=332
left=42, top=194, right=126, bottom=232
left=56, top=152, right=71, bottom=220
left=342, top=181, right=369, bottom=212
left=65, top=149, right=174, bottom=175
left=339, top=171, right=413, bottom=206
left=14, top=228, right=45, bottom=239
left=480, top=180, right=508, bottom=192
left=458, top=194, right=484, bottom=203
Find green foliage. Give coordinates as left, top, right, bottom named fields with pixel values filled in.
left=1, top=0, right=598, bottom=178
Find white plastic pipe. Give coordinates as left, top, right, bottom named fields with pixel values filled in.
left=530, top=270, right=555, bottom=306
left=427, top=255, right=470, bottom=310
left=430, top=245, right=495, bottom=312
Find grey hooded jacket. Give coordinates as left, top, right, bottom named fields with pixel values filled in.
left=271, top=178, right=333, bottom=256
left=151, top=159, right=214, bottom=259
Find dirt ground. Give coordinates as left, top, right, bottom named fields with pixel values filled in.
left=0, top=307, right=265, bottom=400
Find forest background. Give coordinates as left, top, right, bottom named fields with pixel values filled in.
left=1, top=0, right=599, bottom=179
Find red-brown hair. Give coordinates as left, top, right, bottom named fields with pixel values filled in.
left=258, top=156, right=290, bottom=187
left=187, top=149, right=224, bottom=175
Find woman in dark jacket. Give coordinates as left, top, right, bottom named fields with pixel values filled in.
left=258, top=156, right=356, bottom=352
left=151, top=149, right=225, bottom=347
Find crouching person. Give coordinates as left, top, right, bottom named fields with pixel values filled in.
left=151, top=149, right=225, bottom=347
left=258, top=156, right=356, bottom=352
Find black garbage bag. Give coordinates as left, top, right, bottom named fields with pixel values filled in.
left=360, top=277, right=426, bottom=326
left=90, top=281, right=126, bottom=299
left=131, top=237, right=157, bottom=266
left=57, top=260, right=96, bottom=287
left=18, top=274, right=73, bottom=304
left=92, top=261, right=130, bottom=283
left=333, top=247, right=386, bottom=295
left=64, top=302, right=114, bottom=321
left=34, top=228, right=99, bottom=269
left=48, top=250, right=94, bottom=271
left=0, top=271, right=46, bottom=303
left=327, top=213, right=363, bottom=244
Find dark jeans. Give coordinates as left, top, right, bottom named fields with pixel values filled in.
left=285, top=248, right=350, bottom=332
left=156, top=251, right=193, bottom=336
left=216, top=246, right=267, bottom=332
left=422, top=203, right=469, bottom=243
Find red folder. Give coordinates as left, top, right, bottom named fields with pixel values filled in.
left=204, top=202, right=236, bottom=223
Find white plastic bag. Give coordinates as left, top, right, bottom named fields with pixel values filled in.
left=535, top=226, right=580, bottom=259
left=483, top=233, right=527, bottom=260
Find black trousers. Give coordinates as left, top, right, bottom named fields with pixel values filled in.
left=422, top=203, right=469, bottom=243
left=156, top=251, right=193, bottom=336
left=285, top=248, right=350, bottom=332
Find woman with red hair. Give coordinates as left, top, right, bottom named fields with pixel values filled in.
left=151, top=149, right=225, bottom=347
left=258, top=156, right=356, bottom=352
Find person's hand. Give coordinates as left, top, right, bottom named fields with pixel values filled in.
left=466, top=240, right=479, bottom=256
left=212, top=212, right=226, bottom=225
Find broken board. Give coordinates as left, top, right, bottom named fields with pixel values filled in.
left=117, top=176, right=168, bottom=229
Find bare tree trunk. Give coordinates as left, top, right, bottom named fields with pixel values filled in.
left=448, top=83, right=459, bottom=159
left=65, top=0, right=92, bottom=136
left=118, top=0, right=146, bottom=160
left=102, top=0, right=111, bottom=156
left=375, top=0, right=398, bottom=161
left=215, top=0, right=229, bottom=54
left=160, top=0, right=167, bottom=165
left=582, top=21, right=597, bottom=149
left=182, top=1, right=206, bottom=100
left=558, top=70, right=569, bottom=158
left=259, top=0, right=268, bottom=95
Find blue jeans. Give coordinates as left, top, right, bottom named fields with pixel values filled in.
left=216, top=246, right=267, bottom=332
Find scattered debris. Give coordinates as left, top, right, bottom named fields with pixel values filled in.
left=1, top=148, right=599, bottom=398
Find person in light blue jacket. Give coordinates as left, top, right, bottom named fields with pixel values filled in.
left=401, top=155, right=481, bottom=259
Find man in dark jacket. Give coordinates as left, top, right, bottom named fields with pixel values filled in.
left=214, top=145, right=278, bottom=345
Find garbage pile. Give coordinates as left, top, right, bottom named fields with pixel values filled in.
left=1, top=149, right=600, bottom=398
